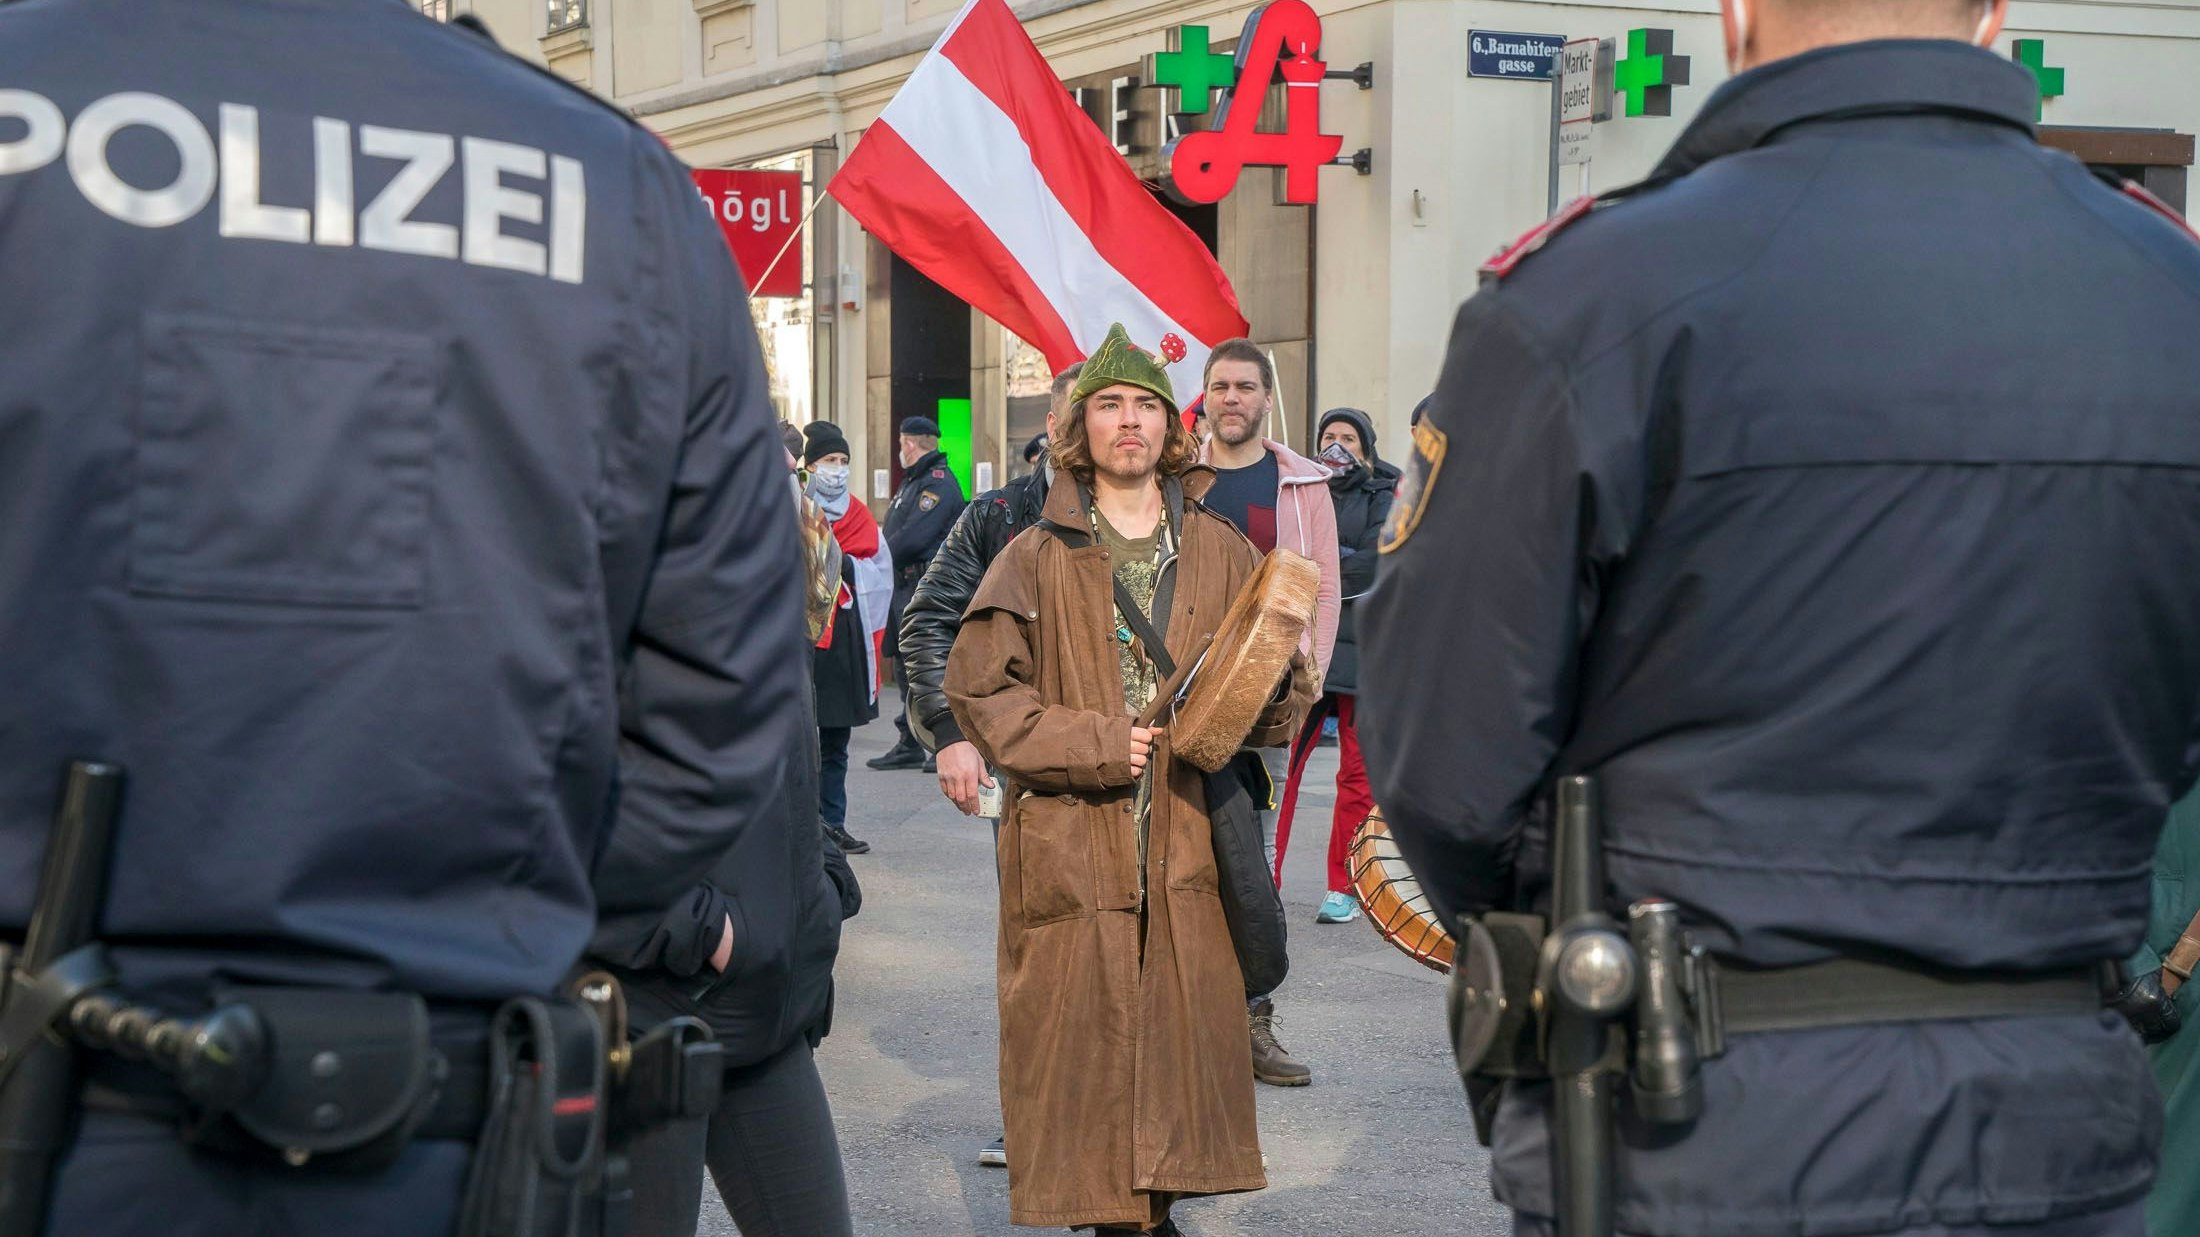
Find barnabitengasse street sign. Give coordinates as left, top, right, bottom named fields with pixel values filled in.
left=1469, top=31, right=1566, bottom=81
left=1142, top=0, right=1371, bottom=206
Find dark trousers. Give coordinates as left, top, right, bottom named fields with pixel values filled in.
left=892, top=690, right=914, bottom=746
left=627, top=1038, right=854, bottom=1237
left=46, top=1110, right=472, bottom=1236
left=818, top=726, right=850, bottom=827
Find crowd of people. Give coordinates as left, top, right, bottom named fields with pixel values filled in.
left=791, top=352, right=1407, bottom=1078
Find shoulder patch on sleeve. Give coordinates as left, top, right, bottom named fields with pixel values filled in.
left=1480, top=195, right=1597, bottom=281
left=2121, top=180, right=2200, bottom=244
left=918, top=491, right=941, bottom=512
left=1378, top=420, right=1448, bottom=555
left=931, top=468, right=948, bottom=480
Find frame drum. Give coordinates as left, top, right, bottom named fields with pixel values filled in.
left=1348, top=809, right=1458, bottom=973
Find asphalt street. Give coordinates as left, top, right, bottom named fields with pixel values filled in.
left=700, top=714, right=1513, bottom=1237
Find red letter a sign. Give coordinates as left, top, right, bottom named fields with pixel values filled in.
left=1162, top=0, right=1343, bottom=205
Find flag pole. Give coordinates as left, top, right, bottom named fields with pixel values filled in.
left=1266, top=346, right=1290, bottom=450
left=749, top=186, right=832, bottom=299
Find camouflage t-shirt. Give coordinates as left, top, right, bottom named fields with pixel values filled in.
left=1094, top=509, right=1162, bottom=716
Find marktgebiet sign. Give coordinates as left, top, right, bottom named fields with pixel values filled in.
left=1557, top=39, right=1598, bottom=166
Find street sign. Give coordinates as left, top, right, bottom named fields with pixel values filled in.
left=1469, top=31, right=1565, bottom=81
left=1557, top=38, right=1597, bottom=166
left=692, top=168, right=805, bottom=297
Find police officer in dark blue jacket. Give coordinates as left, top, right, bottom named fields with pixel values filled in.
left=871, top=415, right=967, bottom=771
left=1363, top=1, right=2200, bottom=1233
left=0, top=2, right=807, bottom=1232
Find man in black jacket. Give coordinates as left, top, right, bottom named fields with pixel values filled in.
left=1363, top=1, right=2200, bottom=1233
left=871, top=417, right=969, bottom=771
left=900, top=364, right=1077, bottom=1168
left=904, top=367, right=1079, bottom=813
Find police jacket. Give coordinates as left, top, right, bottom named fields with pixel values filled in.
left=0, top=1, right=808, bottom=1005
left=1363, top=40, right=2200, bottom=1234
left=884, top=449, right=968, bottom=586
left=902, top=467, right=1052, bottom=749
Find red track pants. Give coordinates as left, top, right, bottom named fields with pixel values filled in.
left=1271, top=693, right=1376, bottom=894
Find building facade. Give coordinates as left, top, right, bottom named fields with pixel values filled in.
left=439, top=0, right=2200, bottom=503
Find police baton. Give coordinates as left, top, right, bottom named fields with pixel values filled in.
left=1535, top=776, right=1636, bottom=1237
left=0, top=761, right=125, bottom=1236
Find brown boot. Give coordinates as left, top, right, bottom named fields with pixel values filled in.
left=1249, top=997, right=1311, bottom=1086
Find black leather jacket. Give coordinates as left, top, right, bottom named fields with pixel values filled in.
left=901, top=467, right=1051, bottom=749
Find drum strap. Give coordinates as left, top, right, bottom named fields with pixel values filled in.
left=1114, top=577, right=1174, bottom=679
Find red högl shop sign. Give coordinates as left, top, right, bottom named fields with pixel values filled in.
left=693, top=168, right=805, bottom=298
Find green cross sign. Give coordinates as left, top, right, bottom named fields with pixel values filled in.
left=1613, top=27, right=1690, bottom=118
left=1152, top=24, right=1235, bottom=116
left=2013, top=39, right=2065, bottom=121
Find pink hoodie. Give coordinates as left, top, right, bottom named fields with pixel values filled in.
left=1198, top=436, right=1341, bottom=678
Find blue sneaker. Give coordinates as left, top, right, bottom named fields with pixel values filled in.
left=1315, top=891, right=1360, bottom=924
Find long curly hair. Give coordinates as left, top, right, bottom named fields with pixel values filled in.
left=1049, top=391, right=1199, bottom=482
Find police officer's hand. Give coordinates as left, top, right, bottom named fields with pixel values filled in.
left=2111, top=967, right=2181, bottom=1044
left=937, top=741, right=993, bottom=816
left=710, top=913, right=735, bottom=974
left=1129, top=726, right=1161, bottom=777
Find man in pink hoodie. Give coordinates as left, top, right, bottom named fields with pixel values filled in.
left=1197, top=339, right=1341, bottom=1088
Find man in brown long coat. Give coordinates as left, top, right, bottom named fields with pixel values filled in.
left=948, top=324, right=1312, bottom=1233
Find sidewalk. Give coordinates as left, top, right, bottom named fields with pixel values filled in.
left=699, top=715, right=1511, bottom=1237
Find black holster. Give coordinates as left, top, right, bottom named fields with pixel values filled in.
left=452, top=989, right=723, bottom=1237
left=180, top=985, right=445, bottom=1174
left=456, top=996, right=611, bottom=1237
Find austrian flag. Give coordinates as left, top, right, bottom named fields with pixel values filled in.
left=827, top=0, right=1248, bottom=399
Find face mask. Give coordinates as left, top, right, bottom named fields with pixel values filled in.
left=1318, top=441, right=1358, bottom=472
left=809, top=464, right=850, bottom=501
left=1972, top=2, right=1997, bottom=46
left=1727, top=0, right=1751, bottom=74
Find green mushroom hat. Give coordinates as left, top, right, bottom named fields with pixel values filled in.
left=1071, top=323, right=1178, bottom=415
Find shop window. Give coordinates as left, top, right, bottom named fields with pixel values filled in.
left=546, top=0, right=588, bottom=34
left=1005, top=333, right=1052, bottom=477
left=418, top=0, right=452, bottom=20
left=740, top=150, right=818, bottom=429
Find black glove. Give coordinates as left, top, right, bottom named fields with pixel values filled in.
left=2111, top=968, right=2182, bottom=1045
left=822, top=835, right=863, bottom=922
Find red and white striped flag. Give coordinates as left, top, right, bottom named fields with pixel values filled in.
left=827, top=0, right=1248, bottom=400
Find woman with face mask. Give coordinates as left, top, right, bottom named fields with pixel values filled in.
left=1270, top=408, right=1400, bottom=926
left=803, top=426, right=892, bottom=857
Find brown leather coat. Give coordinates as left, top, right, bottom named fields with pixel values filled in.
left=947, top=467, right=1312, bottom=1229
